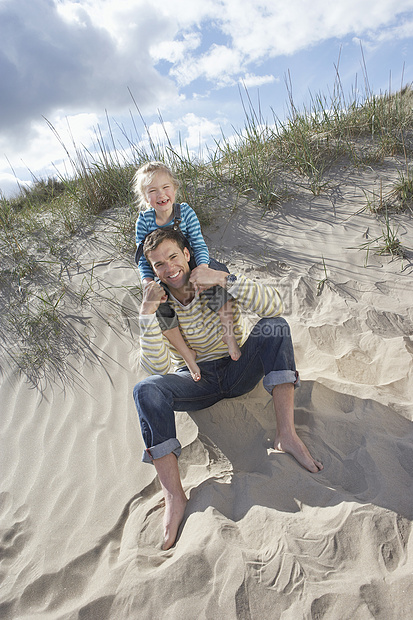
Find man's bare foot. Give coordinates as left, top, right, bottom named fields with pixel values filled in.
left=223, top=334, right=242, bottom=361
left=273, top=431, right=323, bottom=473
left=162, top=492, right=188, bottom=550
left=184, top=348, right=201, bottom=381
left=154, top=453, right=188, bottom=550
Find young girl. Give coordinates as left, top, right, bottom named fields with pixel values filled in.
left=133, top=161, right=241, bottom=381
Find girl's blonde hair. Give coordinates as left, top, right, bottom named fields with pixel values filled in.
left=132, top=161, right=180, bottom=209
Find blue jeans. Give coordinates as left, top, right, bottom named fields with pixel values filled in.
left=133, top=317, right=300, bottom=463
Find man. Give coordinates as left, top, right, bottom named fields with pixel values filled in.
left=133, top=228, right=323, bottom=550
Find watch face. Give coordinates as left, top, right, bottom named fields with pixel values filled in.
left=227, top=274, right=237, bottom=286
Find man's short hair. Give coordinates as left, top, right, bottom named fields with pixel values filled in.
left=143, top=228, right=187, bottom=263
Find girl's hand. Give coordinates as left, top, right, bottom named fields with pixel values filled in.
left=140, top=281, right=168, bottom=315
left=189, top=265, right=227, bottom=293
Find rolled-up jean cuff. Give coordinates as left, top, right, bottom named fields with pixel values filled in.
left=141, top=438, right=182, bottom=464
left=263, top=370, right=300, bottom=394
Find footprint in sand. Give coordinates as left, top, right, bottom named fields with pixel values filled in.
left=395, top=438, right=413, bottom=477
left=365, top=308, right=413, bottom=338
left=360, top=574, right=413, bottom=618
left=0, top=497, right=31, bottom=562
left=380, top=513, right=412, bottom=572
left=311, top=592, right=369, bottom=619
left=319, top=443, right=379, bottom=499
left=252, top=550, right=304, bottom=595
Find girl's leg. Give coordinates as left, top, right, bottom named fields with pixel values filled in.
left=217, top=300, right=241, bottom=361
left=156, top=297, right=201, bottom=381
left=202, top=259, right=241, bottom=361
left=163, top=326, right=201, bottom=381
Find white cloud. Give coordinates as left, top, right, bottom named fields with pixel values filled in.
left=146, top=120, right=178, bottom=148
left=0, top=173, right=30, bottom=199
left=0, top=113, right=99, bottom=172
left=164, top=0, right=413, bottom=84
left=55, top=1, right=90, bottom=28
left=241, top=74, right=277, bottom=88
left=140, top=113, right=222, bottom=154
left=0, top=112, right=103, bottom=197
left=2, top=0, right=413, bottom=137
left=367, top=14, right=413, bottom=44
left=1, top=0, right=413, bottom=196
left=181, top=113, right=222, bottom=150
left=0, top=0, right=177, bottom=140
left=217, top=0, right=413, bottom=57
left=56, top=0, right=170, bottom=50
left=171, top=44, right=243, bottom=87
left=155, top=0, right=221, bottom=28
left=150, top=32, right=202, bottom=64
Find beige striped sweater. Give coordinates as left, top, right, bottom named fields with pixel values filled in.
left=139, top=274, right=283, bottom=375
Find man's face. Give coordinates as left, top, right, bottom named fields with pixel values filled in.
left=147, top=240, right=191, bottom=291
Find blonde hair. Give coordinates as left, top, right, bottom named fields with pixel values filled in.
left=132, top=161, right=180, bottom=209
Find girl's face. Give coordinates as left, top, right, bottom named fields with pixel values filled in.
left=145, top=171, right=177, bottom=218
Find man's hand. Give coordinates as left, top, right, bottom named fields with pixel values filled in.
left=140, top=281, right=168, bottom=315
left=189, top=264, right=228, bottom=293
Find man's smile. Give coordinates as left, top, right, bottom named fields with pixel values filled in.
left=147, top=240, right=194, bottom=302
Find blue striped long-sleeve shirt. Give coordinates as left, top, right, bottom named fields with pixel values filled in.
left=135, top=202, right=210, bottom=280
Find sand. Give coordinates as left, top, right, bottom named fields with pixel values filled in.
left=1, top=158, right=412, bottom=619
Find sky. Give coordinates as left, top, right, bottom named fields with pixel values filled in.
left=1, top=0, right=413, bottom=198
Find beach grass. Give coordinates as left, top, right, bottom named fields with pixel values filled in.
left=1, top=75, right=412, bottom=382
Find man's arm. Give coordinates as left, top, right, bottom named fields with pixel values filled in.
left=139, top=281, right=172, bottom=375
left=234, top=275, right=283, bottom=316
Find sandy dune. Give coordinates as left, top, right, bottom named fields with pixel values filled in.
left=1, top=159, right=412, bottom=619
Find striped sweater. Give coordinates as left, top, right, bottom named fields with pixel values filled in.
left=139, top=274, right=283, bottom=374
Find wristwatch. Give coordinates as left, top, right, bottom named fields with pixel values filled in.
left=225, top=273, right=237, bottom=288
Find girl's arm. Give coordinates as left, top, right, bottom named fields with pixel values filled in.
left=179, top=203, right=210, bottom=266
left=136, top=213, right=156, bottom=280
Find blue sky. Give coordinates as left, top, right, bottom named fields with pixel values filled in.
left=1, top=0, right=413, bottom=197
